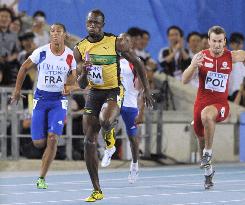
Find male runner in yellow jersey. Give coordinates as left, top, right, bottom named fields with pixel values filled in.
left=74, top=9, right=153, bottom=202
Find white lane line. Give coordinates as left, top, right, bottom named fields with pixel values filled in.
left=1, top=195, right=245, bottom=205
left=171, top=198, right=245, bottom=205
left=1, top=170, right=245, bottom=187
left=2, top=181, right=245, bottom=197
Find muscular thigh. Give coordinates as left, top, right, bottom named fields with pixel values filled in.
left=48, top=99, right=68, bottom=136
left=84, top=87, right=123, bottom=118
left=213, top=103, right=230, bottom=122
left=193, top=102, right=230, bottom=137
left=31, top=99, right=49, bottom=140
left=121, top=106, right=138, bottom=137
left=100, top=87, right=123, bottom=120
left=193, top=103, right=204, bottom=137
left=83, top=89, right=107, bottom=117
left=83, top=115, right=101, bottom=141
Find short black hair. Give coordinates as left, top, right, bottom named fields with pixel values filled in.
left=52, top=23, right=66, bottom=32
left=19, top=32, right=35, bottom=41
left=201, top=33, right=208, bottom=39
left=89, top=9, right=105, bottom=23
left=12, top=16, right=23, bottom=28
left=167, top=25, right=183, bottom=37
left=141, top=29, right=150, bottom=38
left=187, top=31, right=201, bottom=42
left=0, top=7, right=13, bottom=20
left=33, top=10, right=46, bottom=18
left=229, top=32, right=244, bottom=44
left=127, top=27, right=142, bottom=37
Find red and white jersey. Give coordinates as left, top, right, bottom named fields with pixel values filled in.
left=29, top=44, right=76, bottom=92
left=120, top=58, right=139, bottom=108
left=196, top=48, right=232, bottom=104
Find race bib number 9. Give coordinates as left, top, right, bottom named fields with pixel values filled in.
left=88, top=65, right=104, bottom=85
left=205, top=71, right=228, bottom=92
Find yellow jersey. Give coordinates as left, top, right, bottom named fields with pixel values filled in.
left=76, top=33, right=120, bottom=89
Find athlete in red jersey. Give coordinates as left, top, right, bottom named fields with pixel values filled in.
left=182, top=26, right=245, bottom=189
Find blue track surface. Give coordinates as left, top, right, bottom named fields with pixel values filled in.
left=1, top=163, right=245, bottom=205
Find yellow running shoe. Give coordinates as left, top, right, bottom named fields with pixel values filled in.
left=85, top=190, right=104, bottom=202
left=103, top=128, right=115, bottom=149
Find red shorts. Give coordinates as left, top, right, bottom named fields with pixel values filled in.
left=193, top=102, right=230, bottom=137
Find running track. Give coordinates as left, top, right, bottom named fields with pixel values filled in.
left=1, top=163, right=245, bottom=205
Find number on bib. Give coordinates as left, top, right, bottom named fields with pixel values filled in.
left=87, top=65, right=104, bottom=85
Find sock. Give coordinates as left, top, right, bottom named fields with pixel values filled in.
left=131, top=161, right=138, bottom=170
left=103, top=128, right=115, bottom=149
left=39, top=176, right=44, bottom=179
left=204, top=165, right=213, bottom=176
left=203, top=148, right=212, bottom=156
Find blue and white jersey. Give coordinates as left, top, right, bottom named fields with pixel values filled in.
left=120, top=58, right=139, bottom=108
left=29, top=44, right=76, bottom=92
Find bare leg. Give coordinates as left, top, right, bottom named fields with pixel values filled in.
left=83, top=115, right=101, bottom=191
left=197, top=136, right=205, bottom=158
left=39, top=133, right=58, bottom=178
left=201, top=105, right=218, bottom=150
left=128, top=136, right=139, bottom=163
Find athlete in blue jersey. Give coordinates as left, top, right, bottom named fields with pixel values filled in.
left=11, top=23, right=77, bottom=189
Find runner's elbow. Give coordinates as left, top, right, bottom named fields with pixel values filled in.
left=182, top=76, right=189, bottom=84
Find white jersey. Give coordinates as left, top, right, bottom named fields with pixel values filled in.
left=228, top=62, right=245, bottom=95
left=120, top=58, right=139, bottom=108
left=29, top=44, right=76, bottom=92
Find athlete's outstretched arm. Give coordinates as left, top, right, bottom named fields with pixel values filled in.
left=74, top=46, right=91, bottom=89
left=116, top=34, right=153, bottom=108
left=232, top=50, right=245, bottom=63
left=11, top=58, right=35, bottom=104
left=182, top=52, right=205, bottom=84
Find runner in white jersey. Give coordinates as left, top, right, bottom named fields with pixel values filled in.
left=11, top=23, right=77, bottom=189
left=120, top=58, right=144, bottom=183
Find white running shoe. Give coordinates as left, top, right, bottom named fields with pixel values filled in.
left=101, top=146, right=116, bottom=167
left=128, top=161, right=139, bottom=184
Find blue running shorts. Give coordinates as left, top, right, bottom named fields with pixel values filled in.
left=121, top=106, right=138, bottom=137
left=31, top=89, right=68, bottom=140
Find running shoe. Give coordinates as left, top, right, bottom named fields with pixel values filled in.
left=204, top=170, right=215, bottom=190
left=128, top=161, right=139, bottom=184
left=101, top=146, right=116, bottom=167
left=37, top=177, right=48, bottom=189
left=85, top=190, right=104, bottom=202
left=200, top=152, right=212, bottom=169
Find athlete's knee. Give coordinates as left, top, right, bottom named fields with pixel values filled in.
left=33, top=140, right=46, bottom=149
left=84, top=137, right=96, bottom=146
left=201, top=108, right=216, bottom=125
left=128, top=136, right=137, bottom=143
left=47, top=133, right=58, bottom=147
left=100, top=118, right=113, bottom=131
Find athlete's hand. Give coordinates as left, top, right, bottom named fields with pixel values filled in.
left=83, top=60, right=92, bottom=72
left=142, top=89, right=154, bottom=108
left=191, top=52, right=205, bottom=68
left=135, top=113, right=144, bottom=124
left=10, top=90, right=25, bottom=105
left=62, top=84, right=71, bottom=96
